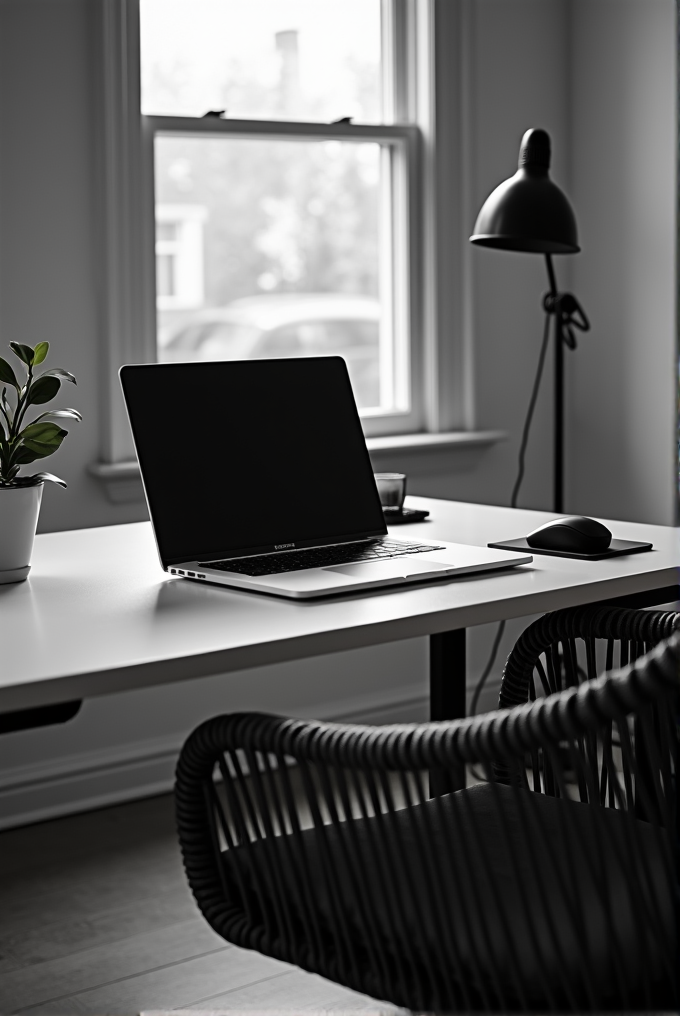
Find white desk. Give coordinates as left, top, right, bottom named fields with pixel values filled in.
left=0, top=498, right=677, bottom=719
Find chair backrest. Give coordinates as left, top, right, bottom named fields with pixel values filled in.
left=497, top=605, right=679, bottom=805
left=499, top=604, right=679, bottom=711
left=175, top=632, right=679, bottom=1014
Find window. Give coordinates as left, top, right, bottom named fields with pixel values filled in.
left=139, top=0, right=383, bottom=123
left=155, top=205, right=207, bottom=310
left=92, top=0, right=471, bottom=468
left=140, top=0, right=419, bottom=429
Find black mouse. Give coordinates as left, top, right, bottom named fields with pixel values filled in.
left=526, top=515, right=612, bottom=554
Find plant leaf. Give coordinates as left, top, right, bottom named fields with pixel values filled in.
left=39, top=367, right=76, bottom=385
left=12, top=433, right=67, bottom=463
left=1, top=389, right=13, bottom=430
left=23, top=471, right=67, bottom=488
left=11, top=446, right=43, bottom=465
left=26, top=375, right=61, bottom=406
left=24, top=442, right=65, bottom=459
left=0, top=465, right=20, bottom=484
left=9, top=342, right=35, bottom=366
left=30, top=407, right=82, bottom=424
left=15, top=422, right=68, bottom=461
left=0, top=357, right=19, bottom=388
left=32, top=342, right=49, bottom=365
left=20, top=421, right=67, bottom=443
left=23, top=438, right=66, bottom=454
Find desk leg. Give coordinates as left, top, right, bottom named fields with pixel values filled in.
left=429, top=629, right=466, bottom=795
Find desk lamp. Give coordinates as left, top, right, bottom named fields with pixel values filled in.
left=470, top=128, right=590, bottom=513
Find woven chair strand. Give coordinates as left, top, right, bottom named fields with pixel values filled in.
left=499, top=604, right=679, bottom=712
left=176, top=632, right=680, bottom=976
left=177, top=630, right=679, bottom=781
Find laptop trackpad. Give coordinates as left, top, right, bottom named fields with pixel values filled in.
left=326, top=558, right=451, bottom=580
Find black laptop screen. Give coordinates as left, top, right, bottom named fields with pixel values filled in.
left=120, top=357, right=387, bottom=565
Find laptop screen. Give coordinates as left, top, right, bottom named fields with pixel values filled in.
left=120, top=357, right=387, bottom=566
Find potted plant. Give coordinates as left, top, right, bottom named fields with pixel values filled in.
left=0, top=342, right=80, bottom=584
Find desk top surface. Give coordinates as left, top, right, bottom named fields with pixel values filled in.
left=1, top=498, right=677, bottom=711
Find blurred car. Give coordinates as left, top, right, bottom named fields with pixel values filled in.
left=159, top=292, right=381, bottom=408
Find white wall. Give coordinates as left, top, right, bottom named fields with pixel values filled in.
left=379, top=0, right=572, bottom=511
left=0, top=0, right=146, bottom=533
left=0, top=0, right=675, bottom=828
left=568, top=0, right=676, bottom=526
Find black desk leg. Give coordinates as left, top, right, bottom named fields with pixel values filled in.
left=429, top=629, right=466, bottom=796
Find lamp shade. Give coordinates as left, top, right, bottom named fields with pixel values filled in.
left=470, top=129, right=579, bottom=254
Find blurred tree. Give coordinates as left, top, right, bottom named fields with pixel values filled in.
left=155, top=133, right=380, bottom=307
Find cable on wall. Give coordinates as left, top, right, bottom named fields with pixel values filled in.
left=469, top=309, right=552, bottom=716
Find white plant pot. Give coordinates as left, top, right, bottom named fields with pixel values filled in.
left=0, top=483, right=43, bottom=583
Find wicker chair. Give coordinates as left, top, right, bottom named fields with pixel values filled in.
left=175, top=628, right=678, bottom=1013
left=497, top=604, right=679, bottom=803
left=499, top=603, right=679, bottom=712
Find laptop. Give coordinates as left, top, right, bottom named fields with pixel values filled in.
left=120, top=357, right=531, bottom=599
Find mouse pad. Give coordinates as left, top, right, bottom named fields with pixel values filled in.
left=487, top=537, right=653, bottom=560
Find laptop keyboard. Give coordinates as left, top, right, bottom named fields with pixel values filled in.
left=203, top=538, right=446, bottom=577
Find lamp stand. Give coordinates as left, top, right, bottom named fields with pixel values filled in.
left=543, top=253, right=590, bottom=514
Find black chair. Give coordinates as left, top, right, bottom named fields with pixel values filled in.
left=497, top=604, right=679, bottom=803
left=499, top=603, right=679, bottom=712
left=175, top=626, right=678, bottom=1013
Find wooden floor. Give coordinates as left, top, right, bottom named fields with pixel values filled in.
left=0, top=794, right=401, bottom=1016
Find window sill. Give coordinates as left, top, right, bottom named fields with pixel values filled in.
left=89, top=430, right=507, bottom=504
left=88, top=461, right=146, bottom=504
left=366, top=430, right=506, bottom=453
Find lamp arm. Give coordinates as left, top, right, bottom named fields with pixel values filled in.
left=545, top=251, right=559, bottom=299
left=542, top=254, right=590, bottom=350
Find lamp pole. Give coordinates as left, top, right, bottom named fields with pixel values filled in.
left=543, top=253, right=589, bottom=514
left=544, top=254, right=563, bottom=512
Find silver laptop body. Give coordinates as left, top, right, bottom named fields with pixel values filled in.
left=120, top=357, right=531, bottom=599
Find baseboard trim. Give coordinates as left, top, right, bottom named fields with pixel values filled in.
left=0, top=689, right=430, bottom=831
left=0, top=669, right=503, bottom=831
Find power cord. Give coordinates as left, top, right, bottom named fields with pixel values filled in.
left=469, top=309, right=552, bottom=718
left=510, top=310, right=553, bottom=513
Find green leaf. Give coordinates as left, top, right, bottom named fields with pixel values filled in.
left=15, top=422, right=68, bottom=463
left=24, top=442, right=65, bottom=459
left=20, top=421, right=67, bottom=444
left=32, top=342, right=49, bottom=365
left=31, top=407, right=82, bottom=424
left=9, top=342, right=35, bottom=366
left=12, top=428, right=67, bottom=464
left=26, top=375, right=61, bottom=406
left=11, top=446, right=43, bottom=465
left=0, top=357, right=19, bottom=388
left=39, top=367, right=76, bottom=385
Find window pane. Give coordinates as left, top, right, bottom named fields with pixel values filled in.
left=140, top=0, right=382, bottom=123
left=156, top=254, right=175, bottom=297
left=154, top=134, right=401, bottom=414
left=156, top=222, right=178, bottom=242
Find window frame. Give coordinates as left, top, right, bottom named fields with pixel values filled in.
left=92, top=0, right=475, bottom=467
left=149, top=115, right=420, bottom=434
